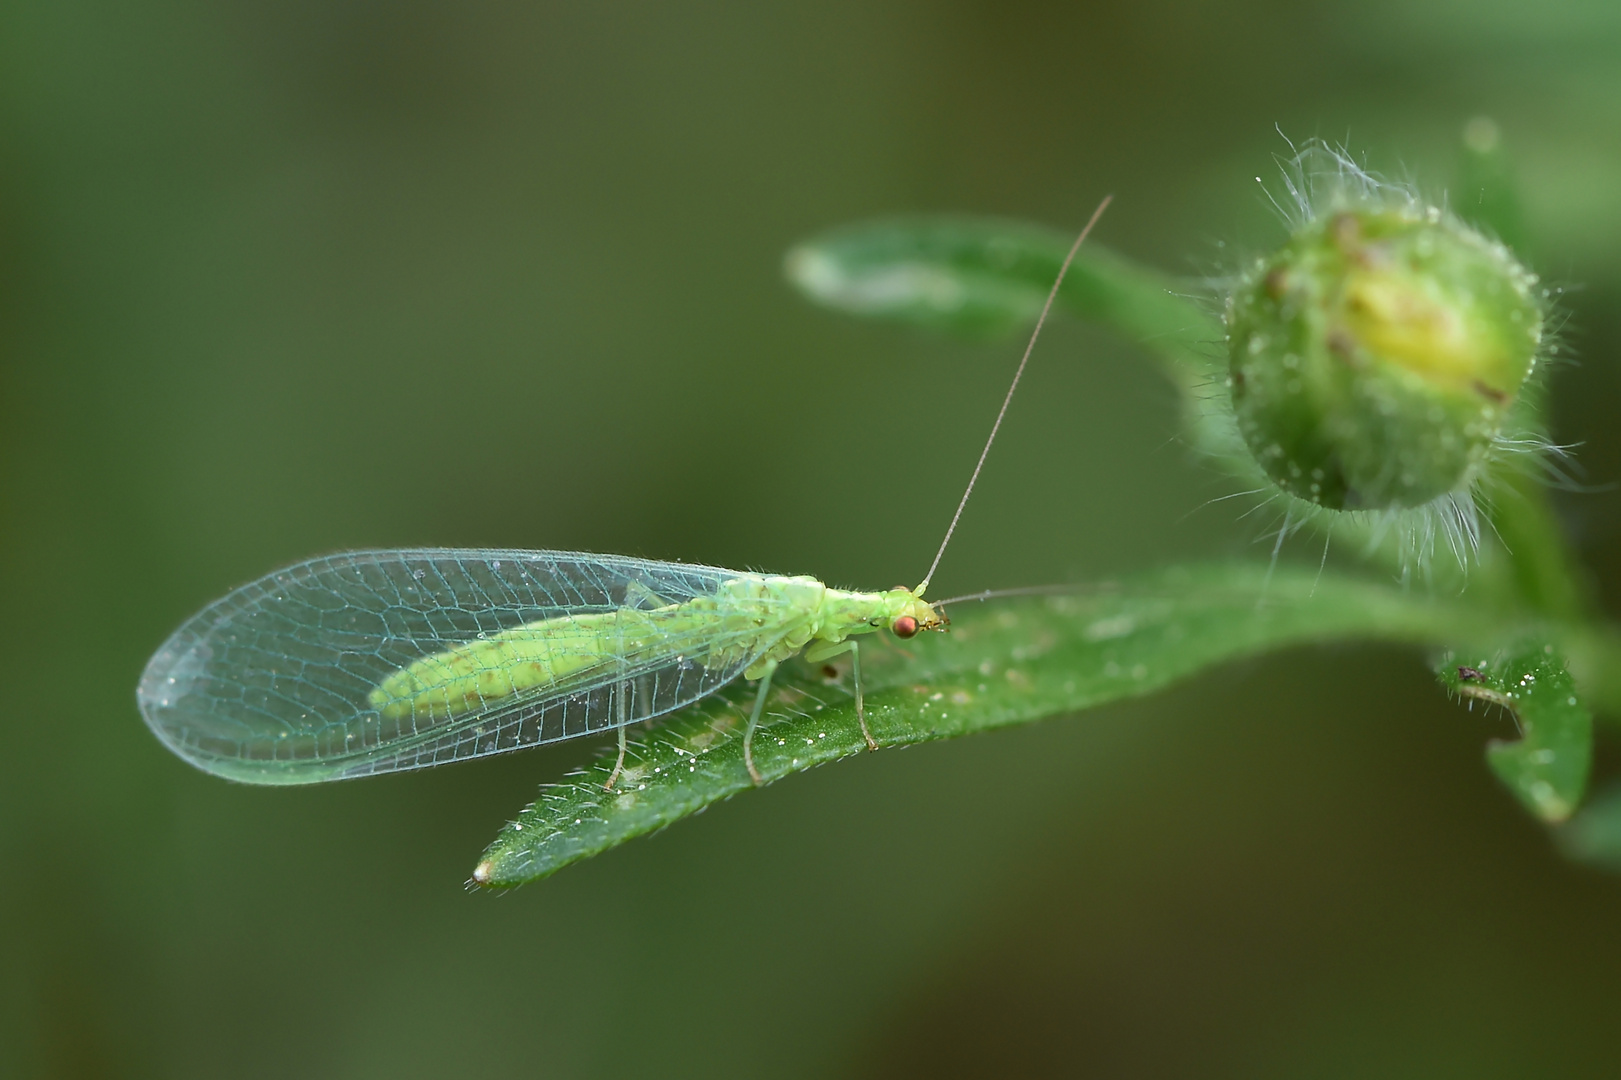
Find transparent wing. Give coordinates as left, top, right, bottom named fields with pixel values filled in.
left=137, top=550, right=773, bottom=784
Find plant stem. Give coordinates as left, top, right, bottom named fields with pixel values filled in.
left=1489, top=468, right=1589, bottom=622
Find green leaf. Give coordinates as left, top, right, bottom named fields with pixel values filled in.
left=783, top=215, right=1242, bottom=478
left=476, top=563, right=1498, bottom=887
left=1438, top=644, right=1593, bottom=822
left=783, top=216, right=1221, bottom=379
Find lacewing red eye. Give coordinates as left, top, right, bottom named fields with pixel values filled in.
left=892, top=615, right=919, bottom=638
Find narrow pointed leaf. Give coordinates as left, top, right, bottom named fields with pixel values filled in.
left=477, top=563, right=1499, bottom=887
left=784, top=216, right=1220, bottom=378
left=783, top=216, right=1248, bottom=478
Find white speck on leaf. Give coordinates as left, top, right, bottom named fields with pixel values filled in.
left=1084, top=615, right=1137, bottom=642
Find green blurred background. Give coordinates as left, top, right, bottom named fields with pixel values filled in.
left=5, top=1, right=1621, bottom=1076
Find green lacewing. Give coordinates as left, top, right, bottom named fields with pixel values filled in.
left=138, top=197, right=1111, bottom=803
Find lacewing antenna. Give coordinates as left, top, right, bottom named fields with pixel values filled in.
left=915, top=194, right=1113, bottom=595
left=932, top=583, right=1115, bottom=607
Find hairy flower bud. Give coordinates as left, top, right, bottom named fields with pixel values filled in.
left=1227, top=204, right=1542, bottom=511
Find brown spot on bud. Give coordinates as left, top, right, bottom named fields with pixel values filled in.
left=1352, top=240, right=1393, bottom=270
left=1326, top=329, right=1361, bottom=364
left=1331, top=212, right=1361, bottom=250
left=1471, top=378, right=1508, bottom=404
